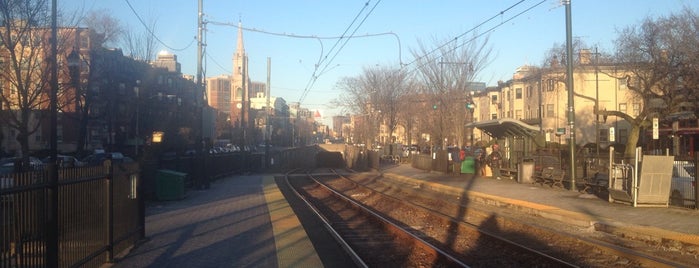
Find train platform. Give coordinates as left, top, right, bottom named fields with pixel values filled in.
left=106, top=165, right=699, bottom=267
left=381, top=163, right=699, bottom=249
left=107, top=175, right=328, bottom=268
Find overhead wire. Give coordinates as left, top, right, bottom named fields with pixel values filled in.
left=299, top=0, right=382, bottom=104
left=123, top=0, right=196, bottom=52
left=402, top=0, right=526, bottom=69
left=404, top=0, right=546, bottom=77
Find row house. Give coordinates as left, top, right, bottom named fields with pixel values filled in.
left=0, top=22, right=205, bottom=157
left=470, top=52, right=638, bottom=162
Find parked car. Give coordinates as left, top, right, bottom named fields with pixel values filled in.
left=670, top=161, right=696, bottom=207
left=82, top=152, right=126, bottom=166
left=42, top=154, right=86, bottom=168
left=0, top=156, right=44, bottom=171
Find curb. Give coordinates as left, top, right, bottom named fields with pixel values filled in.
left=382, top=172, right=699, bottom=251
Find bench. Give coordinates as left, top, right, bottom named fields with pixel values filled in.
left=576, top=173, right=608, bottom=193
left=550, top=168, right=566, bottom=188
left=533, top=167, right=554, bottom=186
left=499, top=168, right=517, bottom=179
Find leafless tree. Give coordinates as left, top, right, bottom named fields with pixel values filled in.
left=609, top=7, right=699, bottom=158
left=0, top=0, right=52, bottom=158
left=121, top=19, right=157, bottom=63
left=411, top=34, right=492, bottom=149
left=83, top=9, right=123, bottom=48
left=336, top=65, right=414, bottom=151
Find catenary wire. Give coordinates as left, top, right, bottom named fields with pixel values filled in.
left=123, top=0, right=196, bottom=52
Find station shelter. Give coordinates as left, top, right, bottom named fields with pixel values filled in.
left=466, top=118, right=543, bottom=169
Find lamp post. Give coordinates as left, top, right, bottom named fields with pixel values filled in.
left=134, top=80, right=141, bottom=157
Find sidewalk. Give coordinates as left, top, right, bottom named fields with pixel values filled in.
left=381, top=164, right=699, bottom=247
left=109, top=175, right=322, bottom=268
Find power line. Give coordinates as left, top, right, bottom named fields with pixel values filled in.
left=123, top=0, right=196, bottom=52
left=405, top=0, right=546, bottom=77
left=299, top=0, right=382, bottom=104
left=403, top=0, right=527, bottom=69
left=208, top=21, right=402, bottom=70
left=206, top=51, right=230, bottom=74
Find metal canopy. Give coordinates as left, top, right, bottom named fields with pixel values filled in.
left=466, top=118, right=540, bottom=139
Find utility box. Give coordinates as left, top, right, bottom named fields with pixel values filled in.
left=156, top=169, right=187, bottom=201
left=518, top=159, right=534, bottom=184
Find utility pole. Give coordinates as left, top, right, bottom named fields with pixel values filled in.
left=47, top=0, right=59, bottom=266
left=564, top=0, right=577, bottom=191
left=266, top=57, right=271, bottom=168
left=595, top=47, right=600, bottom=158
left=197, top=0, right=209, bottom=188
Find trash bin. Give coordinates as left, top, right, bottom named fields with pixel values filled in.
left=156, top=169, right=187, bottom=201
left=517, top=159, right=534, bottom=184
left=461, top=156, right=475, bottom=174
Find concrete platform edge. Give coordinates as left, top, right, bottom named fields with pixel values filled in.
left=382, top=172, right=699, bottom=249
left=263, top=175, right=324, bottom=268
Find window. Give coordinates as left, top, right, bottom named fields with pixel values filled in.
left=546, top=104, right=555, bottom=118
left=526, top=86, right=532, bottom=98
left=618, top=128, right=628, bottom=144
left=547, top=79, right=555, bottom=91
left=515, top=109, right=522, bottom=119
left=491, top=94, right=498, bottom=104
left=599, top=129, right=608, bottom=142
left=632, top=103, right=641, bottom=117
left=491, top=113, right=497, bottom=120
left=618, top=77, right=627, bottom=90
left=515, top=88, right=522, bottom=99
left=619, top=103, right=627, bottom=113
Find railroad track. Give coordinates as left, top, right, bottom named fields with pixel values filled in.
left=349, top=170, right=698, bottom=267
left=285, top=168, right=591, bottom=267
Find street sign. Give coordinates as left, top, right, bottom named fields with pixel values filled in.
left=556, top=127, right=566, bottom=135
left=652, top=118, right=659, bottom=140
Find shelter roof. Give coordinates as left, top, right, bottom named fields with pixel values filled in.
left=466, top=118, right=540, bottom=139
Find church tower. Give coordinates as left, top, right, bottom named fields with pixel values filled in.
left=230, top=21, right=249, bottom=127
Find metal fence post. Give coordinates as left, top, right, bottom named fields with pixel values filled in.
left=106, top=160, right=115, bottom=262
left=695, top=154, right=698, bottom=210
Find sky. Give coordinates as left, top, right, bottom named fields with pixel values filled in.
left=62, top=0, right=699, bottom=125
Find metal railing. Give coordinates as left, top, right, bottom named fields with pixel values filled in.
left=1, top=161, right=143, bottom=267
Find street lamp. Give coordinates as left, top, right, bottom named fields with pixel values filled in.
left=134, top=80, right=141, bottom=157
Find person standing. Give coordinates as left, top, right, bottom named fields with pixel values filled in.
left=475, top=147, right=486, bottom=177
left=488, top=144, right=503, bottom=180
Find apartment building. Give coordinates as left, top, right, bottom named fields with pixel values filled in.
left=471, top=56, right=637, bottom=153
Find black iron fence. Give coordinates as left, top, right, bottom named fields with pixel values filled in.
left=1, top=161, right=143, bottom=267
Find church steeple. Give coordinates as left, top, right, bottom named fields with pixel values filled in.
left=233, top=21, right=245, bottom=76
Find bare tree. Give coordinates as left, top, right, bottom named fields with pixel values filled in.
left=411, top=34, right=492, bottom=149
left=336, top=65, right=414, bottom=151
left=609, top=7, right=699, bottom=158
left=121, top=19, right=157, bottom=62
left=0, top=0, right=51, bottom=158
left=83, top=9, right=123, bottom=48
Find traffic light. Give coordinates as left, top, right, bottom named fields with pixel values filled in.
left=466, top=102, right=475, bottom=110
left=432, top=104, right=438, bottom=110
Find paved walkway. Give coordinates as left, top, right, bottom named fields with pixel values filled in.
left=109, top=175, right=322, bottom=268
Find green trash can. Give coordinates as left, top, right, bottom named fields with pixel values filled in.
left=156, top=169, right=187, bottom=201
left=460, top=156, right=475, bottom=174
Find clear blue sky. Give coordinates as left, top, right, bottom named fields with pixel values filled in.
left=63, top=0, right=698, bottom=123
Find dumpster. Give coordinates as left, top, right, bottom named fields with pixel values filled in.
left=517, top=159, right=534, bottom=184
left=156, top=169, right=187, bottom=201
